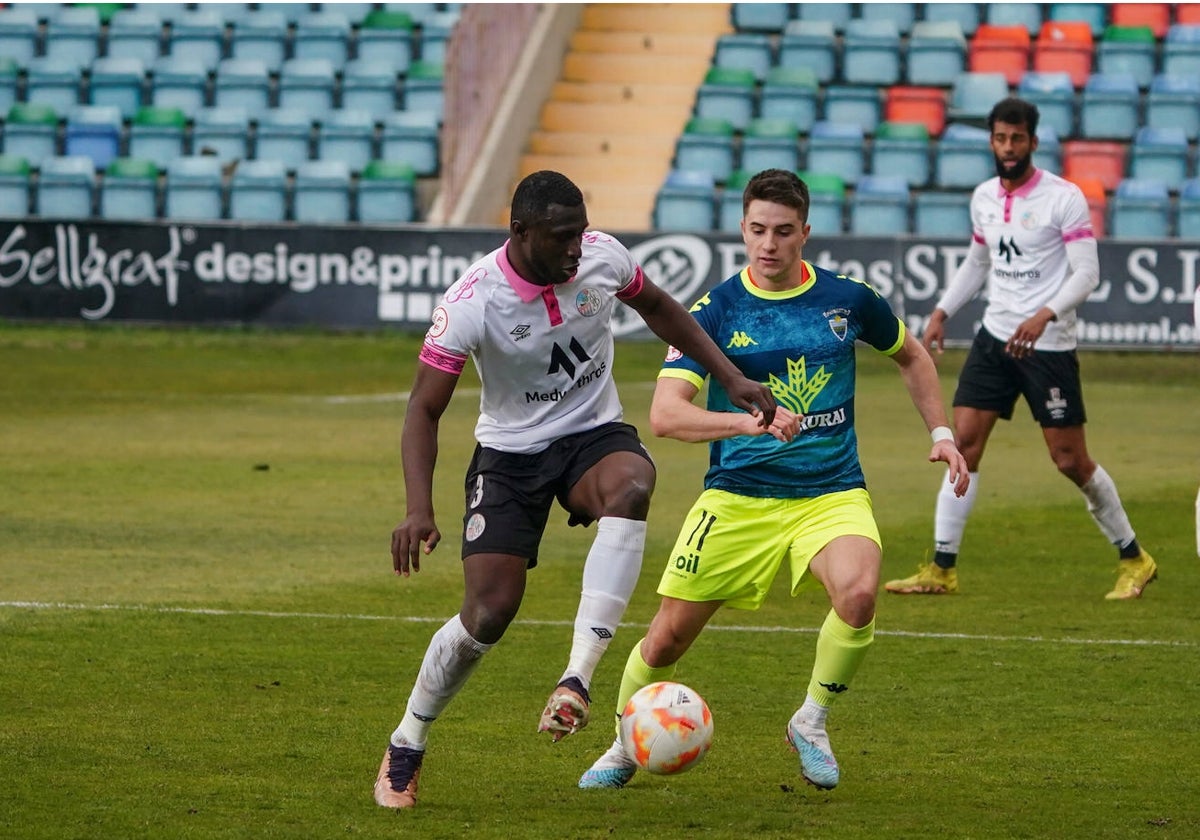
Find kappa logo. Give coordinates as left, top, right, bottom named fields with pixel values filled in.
left=726, top=331, right=758, bottom=349
left=818, top=681, right=849, bottom=694
left=998, top=236, right=1022, bottom=264
left=547, top=337, right=591, bottom=379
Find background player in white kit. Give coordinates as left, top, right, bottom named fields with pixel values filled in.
left=373, top=170, right=777, bottom=809
left=885, top=97, right=1158, bottom=601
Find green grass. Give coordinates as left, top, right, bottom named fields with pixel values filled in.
left=1, top=322, right=1198, bottom=839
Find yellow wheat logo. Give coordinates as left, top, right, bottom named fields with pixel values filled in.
left=767, top=356, right=831, bottom=414
left=726, top=331, right=758, bottom=349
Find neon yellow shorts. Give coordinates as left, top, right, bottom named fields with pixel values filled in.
left=656, top=487, right=880, bottom=610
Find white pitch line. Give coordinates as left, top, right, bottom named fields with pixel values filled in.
left=1, top=601, right=1194, bottom=649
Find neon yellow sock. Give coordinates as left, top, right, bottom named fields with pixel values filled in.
left=613, top=638, right=677, bottom=735
left=806, top=609, right=875, bottom=707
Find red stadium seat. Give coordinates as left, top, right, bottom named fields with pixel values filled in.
left=884, top=85, right=946, bottom=136
left=1033, top=21, right=1095, bottom=87
left=1063, top=140, right=1127, bottom=192
left=1110, top=3, right=1171, bottom=38
left=968, top=24, right=1031, bottom=85
left=1066, top=176, right=1108, bottom=238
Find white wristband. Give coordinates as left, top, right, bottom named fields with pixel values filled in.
left=931, top=426, right=955, bottom=444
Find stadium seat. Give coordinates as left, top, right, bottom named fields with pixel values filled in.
left=849, top=174, right=910, bottom=235
left=1096, top=25, right=1158, bottom=89
left=64, top=104, right=122, bottom=169
left=673, top=116, right=736, bottom=182
left=984, top=4, right=1044, bottom=32
left=164, top=155, right=225, bottom=220
left=653, top=169, right=716, bottom=231
left=25, top=56, right=84, bottom=116
left=913, top=190, right=972, bottom=238
left=907, top=21, right=967, bottom=86
left=800, top=171, right=845, bottom=235
left=43, top=6, right=101, bottom=69
left=885, top=86, right=946, bottom=136
left=1177, top=178, right=1200, bottom=238
left=0, top=7, right=40, bottom=65
left=859, top=2, right=917, bottom=34
left=3, top=103, right=60, bottom=168
left=214, top=58, right=272, bottom=113
left=923, top=3, right=979, bottom=38
left=712, top=33, right=773, bottom=83
left=969, top=24, right=1031, bottom=86
left=166, top=8, right=227, bottom=70
left=1109, top=3, right=1170, bottom=39
left=1079, top=73, right=1140, bottom=140
left=137, top=4, right=192, bottom=26
left=292, top=10, right=352, bottom=67
left=935, top=123, right=993, bottom=189
left=356, top=9, right=415, bottom=74
left=1145, top=74, right=1200, bottom=141
left=1162, top=25, right=1200, bottom=79
left=0, top=153, right=32, bottom=217
left=380, top=109, right=440, bottom=176
left=128, top=105, right=187, bottom=171
left=717, top=168, right=751, bottom=233
left=1047, top=3, right=1109, bottom=38
left=100, top=156, right=159, bottom=220
left=822, top=85, right=881, bottom=135
left=0, top=58, right=18, bottom=116
left=730, top=3, right=788, bottom=33
left=150, top=55, right=210, bottom=114
left=229, top=9, right=289, bottom=72
left=1063, top=140, right=1127, bottom=191
left=107, top=7, right=166, bottom=67
left=191, top=107, right=250, bottom=165
left=88, top=56, right=146, bottom=121
left=403, top=60, right=445, bottom=119
left=293, top=159, right=353, bottom=223
left=1037, top=125, right=1063, bottom=174
left=36, top=155, right=96, bottom=218
left=1032, top=21, right=1094, bottom=88
left=794, top=3, right=851, bottom=31
left=778, top=20, right=837, bottom=84
left=1129, top=126, right=1191, bottom=185
left=278, top=58, right=338, bottom=123
left=948, top=73, right=1009, bottom=125
left=758, top=67, right=818, bottom=132
left=870, top=121, right=930, bottom=187
left=1017, top=71, right=1076, bottom=138
left=1110, top=178, right=1171, bottom=239
left=317, top=109, right=376, bottom=173
left=253, top=108, right=313, bottom=171
left=418, top=9, right=460, bottom=66
left=842, top=19, right=902, bottom=86
left=341, top=59, right=400, bottom=124
left=739, top=118, right=799, bottom=177
left=357, top=159, right=418, bottom=224
left=694, top=66, right=757, bottom=132
left=806, top=121, right=865, bottom=187
left=1067, top=176, right=1108, bottom=236
left=1179, top=5, right=1200, bottom=26
left=228, top=157, right=288, bottom=222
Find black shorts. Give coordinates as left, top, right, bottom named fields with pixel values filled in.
left=459, top=422, right=654, bottom=566
left=953, top=329, right=1087, bottom=427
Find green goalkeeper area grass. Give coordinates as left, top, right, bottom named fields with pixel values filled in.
left=2, top=323, right=1197, bottom=839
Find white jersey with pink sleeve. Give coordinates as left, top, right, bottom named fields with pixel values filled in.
left=417, top=231, right=645, bottom=455
left=968, top=168, right=1095, bottom=350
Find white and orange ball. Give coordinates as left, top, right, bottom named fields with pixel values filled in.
left=619, top=681, right=713, bottom=775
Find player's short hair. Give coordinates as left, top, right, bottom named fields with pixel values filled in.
left=511, top=170, right=584, bottom=226
left=743, top=168, right=810, bottom=224
left=988, top=97, right=1040, bottom=137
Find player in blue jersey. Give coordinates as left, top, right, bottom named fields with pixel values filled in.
left=578, top=169, right=970, bottom=792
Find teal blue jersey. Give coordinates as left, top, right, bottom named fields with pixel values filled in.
left=660, top=262, right=905, bottom=498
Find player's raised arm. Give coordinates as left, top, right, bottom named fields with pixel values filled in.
left=890, top=332, right=970, bottom=497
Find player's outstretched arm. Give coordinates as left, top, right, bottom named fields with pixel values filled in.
left=890, top=332, right=970, bottom=497
left=650, top=377, right=801, bottom=444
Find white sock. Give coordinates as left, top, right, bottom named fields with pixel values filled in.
left=561, top=517, right=647, bottom=689
left=794, top=695, right=829, bottom=729
left=1080, top=464, right=1135, bottom=547
left=392, top=614, right=493, bottom=749
left=933, top=470, right=980, bottom=555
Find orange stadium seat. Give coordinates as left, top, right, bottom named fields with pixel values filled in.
left=1109, top=3, right=1171, bottom=38
left=1066, top=177, right=1108, bottom=237
left=884, top=85, right=946, bottom=136
left=1063, top=140, right=1127, bottom=191
left=1178, top=5, right=1200, bottom=26
left=968, top=24, right=1031, bottom=85
left=1033, top=21, right=1095, bottom=87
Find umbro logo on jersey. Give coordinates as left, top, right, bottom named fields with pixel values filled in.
left=997, top=237, right=1022, bottom=264
left=511, top=324, right=532, bottom=341
left=547, top=337, right=591, bottom=379
left=727, top=331, right=758, bottom=349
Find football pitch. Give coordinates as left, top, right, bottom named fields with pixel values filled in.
left=1, top=323, right=1197, bottom=840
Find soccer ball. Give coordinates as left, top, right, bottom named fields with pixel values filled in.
left=619, top=681, right=713, bottom=775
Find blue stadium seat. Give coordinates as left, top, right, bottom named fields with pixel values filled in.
left=1129, top=126, right=1191, bottom=185
left=228, top=158, right=288, bottom=222
left=402, top=60, right=445, bottom=119
left=253, top=108, right=313, bottom=171
left=842, top=19, right=902, bottom=85
left=358, top=159, right=418, bottom=223
left=150, top=55, right=210, bottom=114
left=43, top=6, right=101, bottom=69
left=806, top=121, right=865, bottom=186
left=1017, top=71, right=1076, bottom=138
left=712, top=33, right=773, bottom=82
left=653, top=169, right=716, bottom=232
left=1037, top=125, right=1063, bottom=174
left=1079, top=72, right=1140, bottom=140
left=107, top=8, right=166, bottom=67
left=380, top=109, right=440, bottom=176
left=1145, top=74, right=1200, bottom=141
left=100, top=157, right=159, bottom=220
left=759, top=66, right=818, bottom=132
left=88, top=56, right=146, bottom=120
left=0, top=153, right=32, bottom=217
left=1048, top=3, right=1109, bottom=38
left=793, top=3, right=851, bottom=32
left=383, top=3, right=439, bottom=27
left=214, top=58, right=272, bottom=113
left=870, top=121, right=930, bottom=187
left=673, top=117, right=736, bottom=182
left=293, top=159, right=353, bottom=223
left=923, top=3, right=980, bottom=37
left=3, top=103, right=60, bottom=168
left=164, top=155, right=225, bottom=220
left=1110, top=178, right=1171, bottom=239
left=166, top=8, right=227, bottom=70
left=1163, top=24, right=1200, bottom=79
left=907, top=21, right=968, bottom=86
left=317, top=109, right=375, bottom=173
left=779, top=20, right=837, bottom=84
left=229, top=9, right=289, bottom=72
left=717, top=169, right=751, bottom=233
left=913, top=191, right=972, bottom=238
left=0, top=58, right=18, bottom=116
left=36, top=155, right=95, bottom=218
left=278, top=58, right=338, bottom=122
left=849, top=174, right=910, bottom=235
left=128, top=105, right=187, bottom=171
left=1178, top=178, right=1200, bottom=238
left=858, top=2, right=917, bottom=34
left=356, top=9, right=415, bottom=74
left=341, top=59, right=400, bottom=123
left=822, top=86, right=881, bottom=135
left=0, top=7, right=40, bottom=65
left=985, top=4, right=1044, bottom=31
left=418, top=10, right=460, bottom=66
left=935, top=123, right=993, bottom=188
left=191, top=107, right=250, bottom=165
left=739, top=119, right=799, bottom=177
left=694, top=66, right=757, bottom=132
left=949, top=73, right=1010, bottom=124
left=25, top=56, right=84, bottom=116
left=801, top=171, right=846, bottom=234
left=293, top=10, right=352, bottom=67
left=1096, top=24, right=1158, bottom=89
left=64, top=104, right=122, bottom=169
left=730, top=3, right=788, bottom=33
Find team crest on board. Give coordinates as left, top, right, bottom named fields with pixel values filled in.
left=576, top=288, right=602, bottom=317
left=465, top=513, right=486, bottom=541
left=827, top=312, right=849, bottom=341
